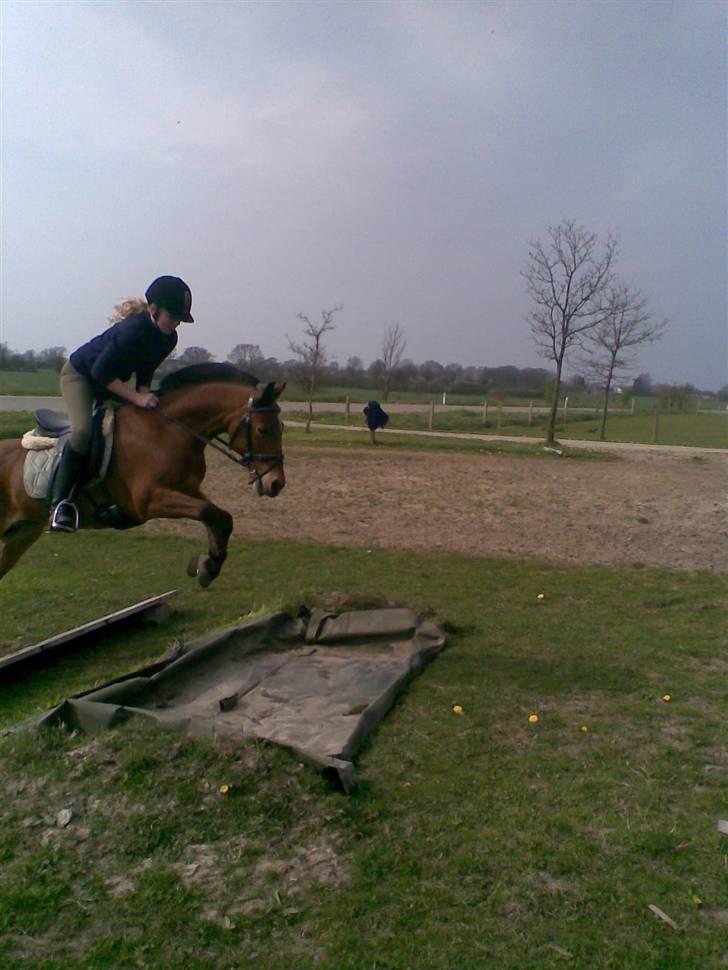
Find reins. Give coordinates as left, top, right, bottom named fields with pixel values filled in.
left=160, top=394, right=283, bottom=486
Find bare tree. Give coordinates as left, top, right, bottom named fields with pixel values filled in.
left=581, top=284, right=666, bottom=439
left=288, top=305, right=342, bottom=431
left=523, top=219, right=617, bottom=444
left=381, top=323, right=407, bottom=402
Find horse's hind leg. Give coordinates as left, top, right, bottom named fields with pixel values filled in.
left=143, top=488, right=233, bottom=589
left=193, top=501, right=233, bottom=588
left=0, top=520, right=44, bottom=581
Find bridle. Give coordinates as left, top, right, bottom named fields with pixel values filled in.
left=162, top=394, right=284, bottom=487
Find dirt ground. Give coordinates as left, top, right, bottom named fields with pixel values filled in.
left=144, top=446, right=728, bottom=573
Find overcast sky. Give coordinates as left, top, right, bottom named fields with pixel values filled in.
left=1, top=0, right=726, bottom=389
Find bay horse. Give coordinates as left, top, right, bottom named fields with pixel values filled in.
left=0, top=363, right=285, bottom=587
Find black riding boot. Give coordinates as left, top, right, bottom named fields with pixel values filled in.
left=48, top=445, right=86, bottom=533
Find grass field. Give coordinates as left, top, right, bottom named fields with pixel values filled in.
left=0, top=410, right=614, bottom=462
left=295, top=409, right=728, bottom=449
left=5, top=403, right=723, bottom=454
left=1, top=531, right=727, bottom=969
left=0, top=370, right=63, bottom=396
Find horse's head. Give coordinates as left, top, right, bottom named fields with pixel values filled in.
left=229, top=381, right=286, bottom=497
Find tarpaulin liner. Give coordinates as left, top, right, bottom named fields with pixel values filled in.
left=32, top=608, right=446, bottom=792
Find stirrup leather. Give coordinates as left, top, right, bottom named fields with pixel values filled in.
left=50, top=500, right=80, bottom=532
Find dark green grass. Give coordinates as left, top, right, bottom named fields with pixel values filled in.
left=296, top=409, right=727, bottom=449
left=0, top=371, right=61, bottom=396
left=283, top=423, right=614, bottom=462
left=0, top=410, right=35, bottom=440
left=1, top=533, right=726, bottom=968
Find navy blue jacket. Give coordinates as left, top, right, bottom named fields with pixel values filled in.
left=363, top=401, right=389, bottom=431
left=70, top=313, right=177, bottom=397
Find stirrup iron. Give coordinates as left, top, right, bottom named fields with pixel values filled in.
left=50, top=500, right=79, bottom=533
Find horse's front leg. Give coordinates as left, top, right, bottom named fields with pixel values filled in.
left=144, top=488, right=233, bottom=589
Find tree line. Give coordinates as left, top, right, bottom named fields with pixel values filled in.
left=0, top=337, right=613, bottom=398
left=1, top=337, right=706, bottom=406
left=0, top=337, right=562, bottom=397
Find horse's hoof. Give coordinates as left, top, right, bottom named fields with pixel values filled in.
left=196, top=555, right=215, bottom=589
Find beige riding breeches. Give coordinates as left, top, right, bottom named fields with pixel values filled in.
left=60, top=361, right=96, bottom=454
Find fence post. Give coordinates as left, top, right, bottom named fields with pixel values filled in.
left=528, top=400, right=533, bottom=426
left=631, top=399, right=635, bottom=416
left=345, top=395, right=351, bottom=425
left=482, top=400, right=488, bottom=425
left=652, top=407, right=659, bottom=444
left=497, top=403, right=502, bottom=433
left=429, top=401, right=435, bottom=431
left=563, top=396, right=569, bottom=427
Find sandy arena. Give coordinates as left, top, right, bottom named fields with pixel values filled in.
left=144, top=445, right=728, bottom=573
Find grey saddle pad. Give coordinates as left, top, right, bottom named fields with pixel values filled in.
left=22, top=405, right=116, bottom=500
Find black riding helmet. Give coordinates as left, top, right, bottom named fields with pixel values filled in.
left=145, top=276, right=194, bottom=323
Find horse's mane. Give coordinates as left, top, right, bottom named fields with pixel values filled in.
left=157, top=363, right=259, bottom=396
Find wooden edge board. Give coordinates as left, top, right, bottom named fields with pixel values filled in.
left=0, top=590, right=178, bottom=673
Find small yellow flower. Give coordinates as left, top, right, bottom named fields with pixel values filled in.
left=537, top=593, right=545, bottom=600
left=528, top=713, right=539, bottom=723
left=692, top=895, right=702, bottom=907
left=580, top=725, right=589, bottom=733
left=452, top=705, right=464, bottom=716
left=662, top=694, right=672, bottom=703
left=219, top=784, right=230, bottom=795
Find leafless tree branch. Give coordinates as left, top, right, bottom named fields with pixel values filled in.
left=579, top=283, right=667, bottom=439
left=287, top=305, right=343, bottom=430
left=381, top=322, right=406, bottom=402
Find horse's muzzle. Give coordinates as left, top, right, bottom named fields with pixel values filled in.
left=257, top=473, right=285, bottom=498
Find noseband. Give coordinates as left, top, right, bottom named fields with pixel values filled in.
left=162, top=394, right=284, bottom=487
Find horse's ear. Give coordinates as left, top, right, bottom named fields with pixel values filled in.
left=260, top=381, right=285, bottom=406
left=274, top=381, right=286, bottom=399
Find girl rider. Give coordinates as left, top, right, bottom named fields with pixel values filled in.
left=48, top=275, right=194, bottom=532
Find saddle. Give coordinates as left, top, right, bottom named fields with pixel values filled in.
left=22, top=404, right=119, bottom=518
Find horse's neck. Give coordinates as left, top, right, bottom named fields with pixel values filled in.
left=159, top=384, right=251, bottom=436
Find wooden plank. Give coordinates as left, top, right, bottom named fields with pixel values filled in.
left=0, top=590, right=178, bottom=675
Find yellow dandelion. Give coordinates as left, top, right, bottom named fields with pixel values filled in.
left=662, top=694, right=672, bottom=703
left=537, top=593, right=545, bottom=600
left=528, top=713, right=539, bottom=723
left=580, top=725, right=589, bottom=733
left=219, top=784, right=230, bottom=795
left=452, top=705, right=464, bottom=716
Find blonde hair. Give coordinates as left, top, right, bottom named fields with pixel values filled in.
left=108, top=297, right=150, bottom=324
